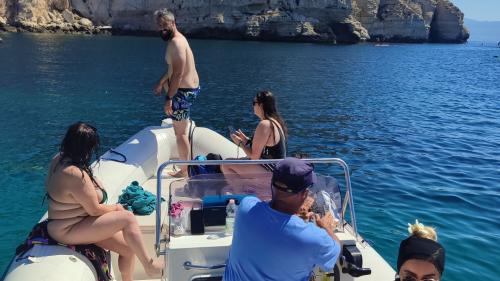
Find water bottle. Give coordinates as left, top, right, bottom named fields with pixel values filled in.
left=225, top=199, right=237, bottom=235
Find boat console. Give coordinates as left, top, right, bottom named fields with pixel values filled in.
left=155, top=158, right=375, bottom=281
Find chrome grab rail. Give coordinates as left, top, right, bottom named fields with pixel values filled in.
left=183, top=261, right=226, bottom=270
left=155, top=158, right=358, bottom=256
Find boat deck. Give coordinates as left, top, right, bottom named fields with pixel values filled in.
left=108, top=169, right=176, bottom=281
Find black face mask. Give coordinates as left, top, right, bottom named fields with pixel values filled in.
left=160, top=29, right=173, bottom=41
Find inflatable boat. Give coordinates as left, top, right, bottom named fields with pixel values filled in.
left=1, top=119, right=395, bottom=281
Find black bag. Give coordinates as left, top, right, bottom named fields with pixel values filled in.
left=206, top=153, right=223, bottom=173
left=188, top=153, right=223, bottom=177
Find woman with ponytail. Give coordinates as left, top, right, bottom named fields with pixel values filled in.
left=396, top=220, right=445, bottom=281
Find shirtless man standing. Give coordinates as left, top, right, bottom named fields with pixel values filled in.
left=153, top=9, right=200, bottom=177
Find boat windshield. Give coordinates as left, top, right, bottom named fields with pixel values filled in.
left=168, top=172, right=342, bottom=221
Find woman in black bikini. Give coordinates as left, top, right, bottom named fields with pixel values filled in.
left=45, top=122, right=162, bottom=281
left=222, top=90, right=287, bottom=175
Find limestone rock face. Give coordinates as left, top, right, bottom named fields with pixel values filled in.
left=51, top=0, right=69, bottom=12
left=0, top=0, right=5, bottom=26
left=355, top=0, right=431, bottom=41
left=13, top=0, right=51, bottom=31
left=61, top=9, right=74, bottom=24
left=0, top=0, right=469, bottom=42
left=353, top=0, right=468, bottom=42
left=79, top=17, right=92, bottom=27
left=0, top=0, right=98, bottom=33
left=429, top=1, right=469, bottom=42
left=0, top=16, right=6, bottom=30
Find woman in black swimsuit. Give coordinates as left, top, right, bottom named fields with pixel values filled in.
left=222, top=90, right=287, bottom=175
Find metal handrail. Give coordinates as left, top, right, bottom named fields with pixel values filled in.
left=155, top=158, right=357, bottom=255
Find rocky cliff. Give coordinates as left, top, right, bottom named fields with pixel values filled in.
left=0, top=0, right=469, bottom=43
left=0, top=0, right=100, bottom=33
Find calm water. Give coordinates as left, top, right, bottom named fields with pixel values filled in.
left=0, top=33, right=499, bottom=280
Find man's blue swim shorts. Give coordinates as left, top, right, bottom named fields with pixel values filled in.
left=168, top=86, right=200, bottom=121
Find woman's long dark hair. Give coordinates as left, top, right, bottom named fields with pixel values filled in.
left=255, top=90, right=288, bottom=137
left=59, top=122, right=100, bottom=187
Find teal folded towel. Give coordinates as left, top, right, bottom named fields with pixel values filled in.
left=118, top=181, right=165, bottom=216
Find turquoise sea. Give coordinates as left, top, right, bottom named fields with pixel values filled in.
left=0, top=33, right=499, bottom=280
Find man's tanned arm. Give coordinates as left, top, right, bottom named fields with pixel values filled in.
left=159, top=71, right=170, bottom=87
left=154, top=70, right=169, bottom=96
left=316, top=213, right=342, bottom=246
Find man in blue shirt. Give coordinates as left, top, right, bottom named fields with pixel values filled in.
left=223, top=158, right=341, bottom=281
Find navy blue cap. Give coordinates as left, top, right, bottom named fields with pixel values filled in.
left=272, top=158, right=316, bottom=193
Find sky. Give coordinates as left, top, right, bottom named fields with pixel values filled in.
left=451, top=0, right=500, bottom=21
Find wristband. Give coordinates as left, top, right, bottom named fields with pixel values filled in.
left=246, top=136, right=253, bottom=147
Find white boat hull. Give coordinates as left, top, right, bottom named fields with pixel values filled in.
left=4, top=245, right=98, bottom=281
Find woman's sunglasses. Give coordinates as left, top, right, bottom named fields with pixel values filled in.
left=252, top=101, right=259, bottom=106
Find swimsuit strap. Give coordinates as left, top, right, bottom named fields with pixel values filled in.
left=99, top=187, right=108, bottom=204
left=266, top=118, right=279, bottom=144
left=42, top=193, right=49, bottom=206
left=260, top=119, right=286, bottom=159
left=268, top=119, right=287, bottom=157
left=45, top=187, right=108, bottom=205
left=44, top=192, right=66, bottom=205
